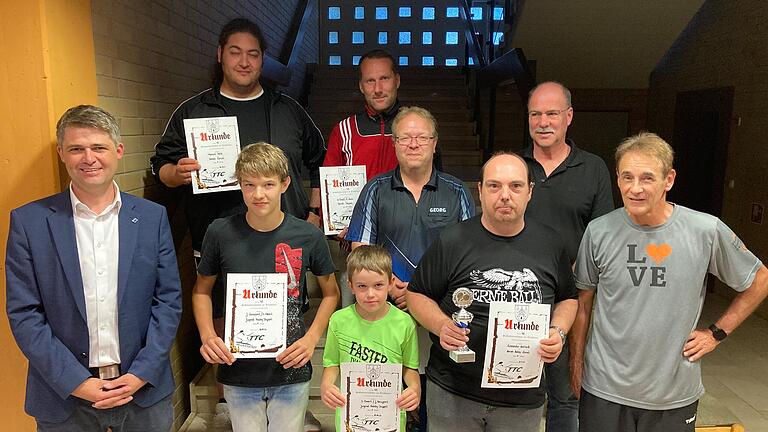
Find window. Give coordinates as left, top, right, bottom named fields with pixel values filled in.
left=471, top=7, right=482, bottom=20
left=422, top=32, right=432, bottom=45
left=398, top=31, right=411, bottom=44
left=352, top=31, right=364, bottom=44
left=328, top=6, right=340, bottom=20
left=354, top=6, right=364, bottom=19
left=422, top=7, right=435, bottom=20
left=399, top=56, right=409, bottom=66
left=446, top=7, right=459, bottom=18
left=352, top=55, right=361, bottom=65
left=328, top=31, right=339, bottom=44
left=468, top=57, right=475, bottom=66
left=445, top=58, right=458, bottom=66
left=378, top=31, right=388, bottom=44
left=376, top=7, right=387, bottom=19
left=494, top=7, right=504, bottom=20
left=445, top=31, right=458, bottom=45
left=399, top=7, right=411, bottom=17
left=329, top=55, right=341, bottom=65
left=422, top=56, right=435, bottom=66
left=493, top=32, right=503, bottom=45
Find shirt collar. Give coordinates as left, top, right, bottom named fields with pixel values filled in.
left=390, top=166, right=439, bottom=190
left=521, top=139, right=584, bottom=168
left=70, top=181, right=122, bottom=217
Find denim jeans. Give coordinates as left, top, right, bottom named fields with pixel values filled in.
left=426, top=379, right=543, bottom=432
left=36, top=394, right=172, bottom=432
left=545, top=341, right=579, bottom=432
left=224, top=381, right=310, bottom=432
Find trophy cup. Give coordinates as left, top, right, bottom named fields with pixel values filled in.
left=449, top=287, right=475, bottom=363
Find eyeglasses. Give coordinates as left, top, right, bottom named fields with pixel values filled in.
left=394, top=136, right=435, bottom=146
left=527, top=109, right=569, bottom=120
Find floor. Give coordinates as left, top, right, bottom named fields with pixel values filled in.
left=181, top=294, right=768, bottom=431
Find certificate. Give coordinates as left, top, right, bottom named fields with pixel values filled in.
left=340, top=362, right=401, bottom=432
left=224, top=273, right=287, bottom=358
left=184, top=116, right=241, bottom=194
left=319, top=165, right=367, bottom=235
left=481, top=302, right=551, bottom=388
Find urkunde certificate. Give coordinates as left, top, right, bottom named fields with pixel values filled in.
left=183, top=116, right=241, bottom=194
left=340, top=362, right=401, bottom=432
left=225, top=273, right=287, bottom=359
left=482, top=302, right=550, bottom=388
left=319, top=165, right=367, bottom=235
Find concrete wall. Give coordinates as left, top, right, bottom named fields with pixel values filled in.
left=90, top=1, right=318, bottom=428
left=648, top=0, right=768, bottom=319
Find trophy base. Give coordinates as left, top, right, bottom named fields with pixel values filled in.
left=450, top=348, right=475, bottom=363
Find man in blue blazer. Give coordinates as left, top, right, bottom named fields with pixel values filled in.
left=5, top=105, right=182, bottom=430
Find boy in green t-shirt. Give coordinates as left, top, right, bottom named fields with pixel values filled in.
left=321, top=245, right=420, bottom=431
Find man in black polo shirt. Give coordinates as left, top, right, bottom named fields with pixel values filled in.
left=346, top=105, right=475, bottom=308
left=346, top=106, right=475, bottom=431
left=520, top=81, right=614, bottom=432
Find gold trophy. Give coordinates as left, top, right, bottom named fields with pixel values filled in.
left=449, top=287, right=475, bottom=363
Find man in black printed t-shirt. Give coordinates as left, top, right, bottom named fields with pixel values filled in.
left=406, top=153, right=577, bottom=432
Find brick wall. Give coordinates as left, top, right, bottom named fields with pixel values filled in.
left=648, top=0, right=768, bottom=318
left=90, top=1, right=318, bottom=429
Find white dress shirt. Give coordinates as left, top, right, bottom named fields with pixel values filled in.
left=70, top=183, right=122, bottom=367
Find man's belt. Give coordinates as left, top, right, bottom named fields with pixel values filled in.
left=89, top=364, right=120, bottom=380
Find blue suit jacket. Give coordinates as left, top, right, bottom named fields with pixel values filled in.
left=5, top=191, right=182, bottom=422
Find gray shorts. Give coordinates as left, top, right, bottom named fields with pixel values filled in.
left=579, top=390, right=698, bottom=432
left=427, top=379, right=544, bottom=432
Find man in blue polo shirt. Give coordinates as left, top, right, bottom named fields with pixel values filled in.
left=347, top=105, right=475, bottom=309
left=347, top=105, right=474, bottom=431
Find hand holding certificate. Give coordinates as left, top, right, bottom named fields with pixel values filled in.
left=482, top=302, right=551, bottom=388
left=225, top=273, right=287, bottom=358
left=319, top=166, right=367, bottom=235
left=340, top=363, right=402, bottom=432
left=184, top=116, right=241, bottom=194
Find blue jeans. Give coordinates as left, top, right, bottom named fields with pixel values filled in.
left=36, top=394, right=172, bottom=432
left=545, top=342, right=579, bottom=432
left=427, top=379, right=543, bottom=432
left=224, top=381, right=310, bottom=432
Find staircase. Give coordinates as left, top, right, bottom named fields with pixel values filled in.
left=307, top=65, right=484, bottom=181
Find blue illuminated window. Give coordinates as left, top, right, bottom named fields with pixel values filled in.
left=422, top=56, right=435, bottom=66
left=354, top=6, right=364, bottom=19
left=378, top=32, right=387, bottom=44
left=352, top=32, right=364, bottom=44
left=468, top=57, right=475, bottom=66
left=471, top=7, right=482, bottom=20
left=328, top=6, right=340, bottom=20
left=352, top=55, right=361, bottom=65
left=422, top=32, right=432, bottom=45
left=328, top=31, right=339, bottom=44
left=493, top=32, right=503, bottom=45
left=423, top=7, right=435, bottom=20
left=376, top=7, right=387, bottom=19
left=446, top=7, right=459, bottom=17
left=399, top=7, right=411, bottom=17
left=445, top=58, right=458, bottom=66
left=329, top=55, right=341, bottom=65
left=399, top=56, right=409, bottom=66
left=446, top=32, right=458, bottom=45
left=398, top=31, right=411, bottom=44
left=494, top=7, right=504, bottom=20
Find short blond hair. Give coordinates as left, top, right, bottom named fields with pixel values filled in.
left=615, top=132, right=674, bottom=176
left=236, top=142, right=289, bottom=182
left=347, top=245, right=393, bottom=281
left=392, top=106, right=439, bottom=141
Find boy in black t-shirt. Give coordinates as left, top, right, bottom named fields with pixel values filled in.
left=192, top=142, right=339, bottom=432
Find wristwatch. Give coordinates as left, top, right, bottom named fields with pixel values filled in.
left=708, top=324, right=728, bottom=341
left=550, top=325, right=567, bottom=344
left=308, top=207, right=320, bottom=216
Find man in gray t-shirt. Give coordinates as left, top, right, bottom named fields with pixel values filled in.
left=570, top=133, right=768, bottom=432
